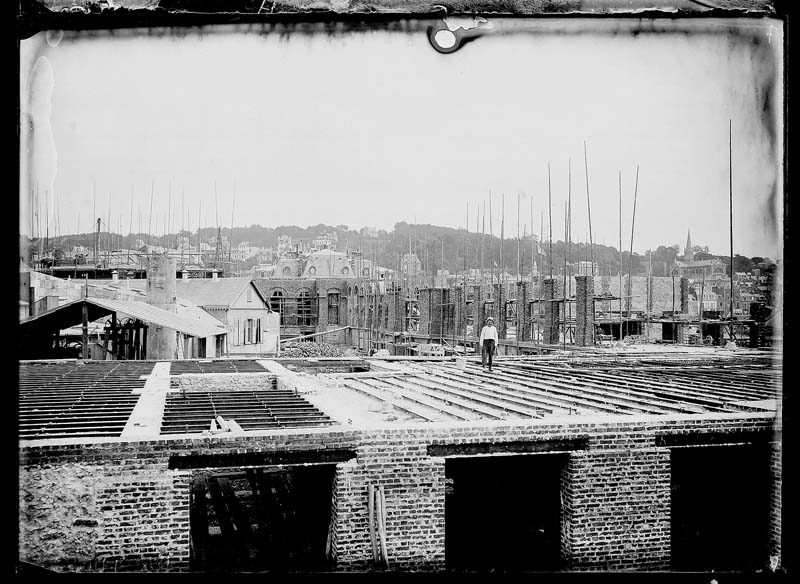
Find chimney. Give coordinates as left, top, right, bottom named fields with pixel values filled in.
left=181, top=269, right=189, bottom=280
left=211, top=269, right=218, bottom=280
left=146, top=254, right=178, bottom=360
left=111, top=269, right=118, bottom=282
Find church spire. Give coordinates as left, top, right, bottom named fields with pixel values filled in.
left=685, top=229, right=693, bottom=261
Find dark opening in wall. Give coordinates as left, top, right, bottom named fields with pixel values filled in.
left=190, top=465, right=336, bottom=572
left=670, top=444, right=771, bottom=571
left=445, top=453, right=566, bottom=572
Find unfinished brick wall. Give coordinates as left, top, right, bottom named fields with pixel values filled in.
left=561, top=448, right=671, bottom=570
left=19, top=430, right=361, bottom=572
left=516, top=282, right=530, bottom=341
left=543, top=278, right=560, bottom=344
left=19, top=446, right=192, bottom=572
left=575, top=275, right=594, bottom=346
left=680, top=277, right=689, bottom=313
left=494, top=284, right=506, bottom=339
left=331, top=433, right=447, bottom=571
left=417, top=289, right=431, bottom=337
left=428, top=288, right=444, bottom=339
left=19, top=415, right=779, bottom=573
left=594, top=276, right=682, bottom=315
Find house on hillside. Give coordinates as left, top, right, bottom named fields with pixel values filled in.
left=176, top=276, right=279, bottom=356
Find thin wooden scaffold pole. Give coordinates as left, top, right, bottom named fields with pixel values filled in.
left=618, top=170, right=623, bottom=340
left=627, top=165, right=640, bottom=318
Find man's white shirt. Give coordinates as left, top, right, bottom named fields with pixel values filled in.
left=479, top=325, right=498, bottom=344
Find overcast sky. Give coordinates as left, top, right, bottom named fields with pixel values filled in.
left=19, top=18, right=783, bottom=259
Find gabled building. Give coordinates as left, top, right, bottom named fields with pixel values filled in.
left=175, top=276, right=279, bottom=356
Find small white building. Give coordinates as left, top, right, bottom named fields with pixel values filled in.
left=176, top=276, right=280, bottom=356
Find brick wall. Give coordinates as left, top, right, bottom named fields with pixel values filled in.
left=575, top=275, right=594, bottom=346
left=417, top=289, right=431, bottom=337
left=451, top=286, right=465, bottom=339
left=19, top=446, right=191, bottom=572
left=562, top=448, right=671, bottom=570
left=594, top=276, right=682, bottom=315
left=516, top=282, right=530, bottom=341
left=19, top=430, right=360, bottom=572
left=19, top=414, right=779, bottom=573
left=543, top=278, right=560, bottom=344
left=680, top=277, right=689, bottom=313
left=494, top=284, right=506, bottom=339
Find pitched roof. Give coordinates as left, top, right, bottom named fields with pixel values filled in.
left=175, top=277, right=266, bottom=308
left=20, top=297, right=227, bottom=339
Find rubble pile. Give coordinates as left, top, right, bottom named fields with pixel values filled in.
left=280, top=342, right=361, bottom=358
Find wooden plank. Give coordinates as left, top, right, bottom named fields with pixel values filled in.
left=190, top=475, right=209, bottom=570
left=341, top=378, right=440, bottom=422
left=368, top=484, right=378, bottom=562
left=388, top=374, right=547, bottom=418
left=207, top=476, right=243, bottom=568
left=430, top=364, right=659, bottom=415
left=354, top=378, right=476, bottom=421
left=218, top=477, right=253, bottom=554
left=375, top=377, right=515, bottom=420
left=496, top=364, right=719, bottom=413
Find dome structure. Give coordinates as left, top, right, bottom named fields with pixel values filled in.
left=275, top=256, right=303, bottom=278
left=302, top=249, right=354, bottom=278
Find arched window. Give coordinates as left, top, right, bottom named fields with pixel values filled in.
left=282, top=266, right=292, bottom=276
left=342, top=266, right=350, bottom=275
left=270, top=290, right=285, bottom=324
left=362, top=267, right=370, bottom=277
left=309, top=265, right=317, bottom=276
left=327, top=290, right=340, bottom=325
left=297, top=289, right=314, bottom=327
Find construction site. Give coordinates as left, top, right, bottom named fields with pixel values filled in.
left=18, top=348, right=782, bottom=573
left=18, top=3, right=784, bottom=575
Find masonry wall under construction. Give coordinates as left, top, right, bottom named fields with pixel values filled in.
left=18, top=413, right=780, bottom=573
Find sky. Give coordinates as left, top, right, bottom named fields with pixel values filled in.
left=19, top=17, right=784, bottom=259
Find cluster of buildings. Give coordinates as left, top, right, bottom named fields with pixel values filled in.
left=17, top=231, right=783, bottom=575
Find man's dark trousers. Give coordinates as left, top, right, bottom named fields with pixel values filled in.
left=482, top=339, right=496, bottom=369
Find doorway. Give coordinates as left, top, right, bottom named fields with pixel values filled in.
left=445, top=453, right=566, bottom=572
left=670, top=444, right=771, bottom=571
left=190, top=464, right=336, bottom=572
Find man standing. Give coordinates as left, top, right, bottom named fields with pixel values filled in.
left=479, top=316, right=498, bottom=371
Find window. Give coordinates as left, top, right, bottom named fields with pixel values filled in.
left=297, top=290, right=313, bottom=327
left=309, top=266, right=317, bottom=275
left=247, top=286, right=253, bottom=302
left=247, top=319, right=253, bottom=343
left=328, top=292, right=340, bottom=325
left=270, top=291, right=285, bottom=325
left=363, top=267, right=370, bottom=277
left=256, top=318, right=261, bottom=343
left=282, top=266, right=292, bottom=276
left=341, top=266, right=349, bottom=275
